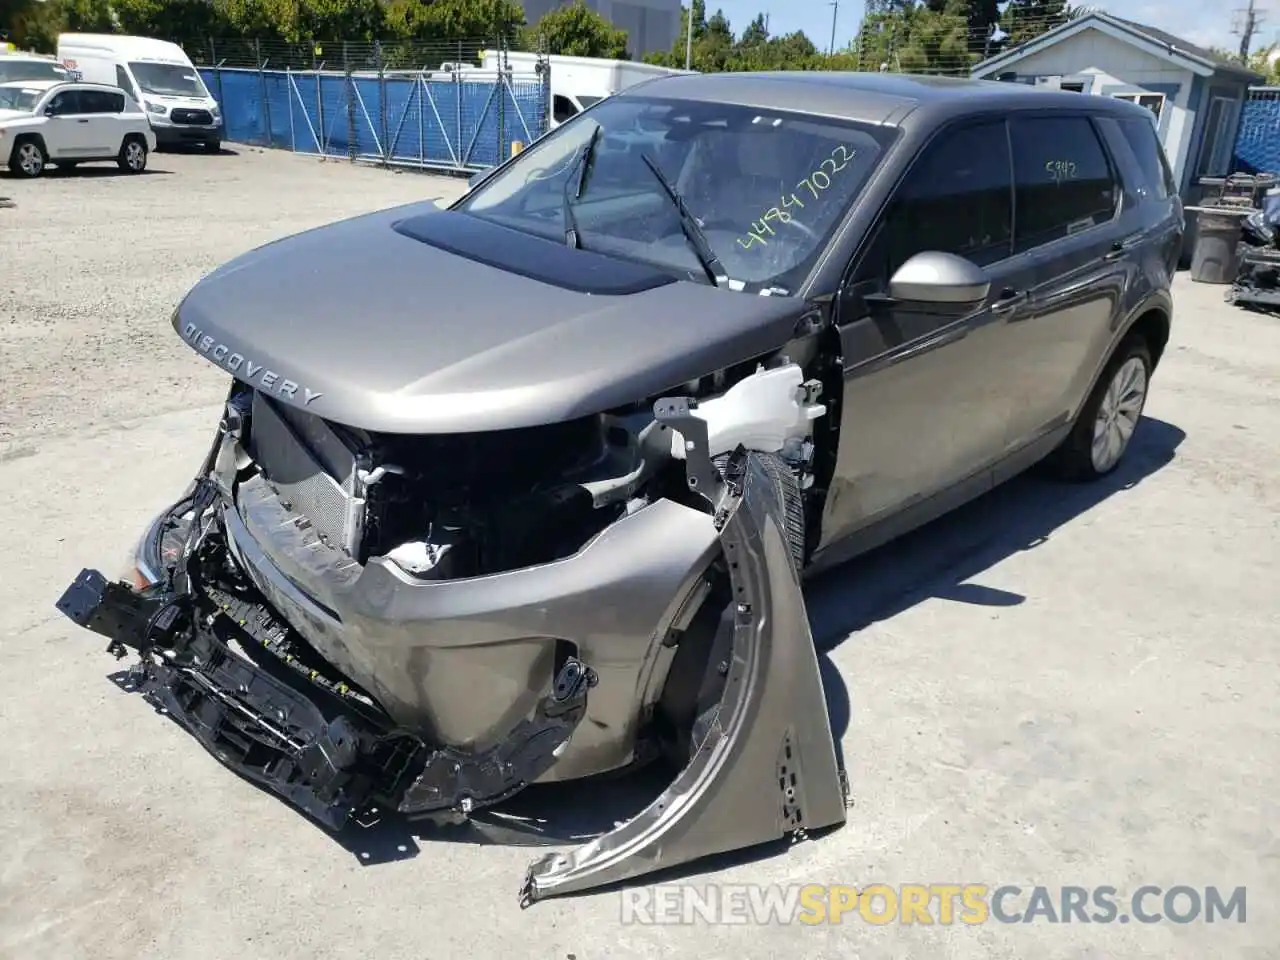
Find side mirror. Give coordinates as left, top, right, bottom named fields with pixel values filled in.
left=44, top=105, right=57, bottom=117
left=887, top=251, right=990, bottom=310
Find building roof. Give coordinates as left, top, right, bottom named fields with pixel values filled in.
left=971, top=11, right=1264, bottom=84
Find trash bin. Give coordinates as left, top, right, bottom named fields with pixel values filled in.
left=1187, top=206, right=1250, bottom=284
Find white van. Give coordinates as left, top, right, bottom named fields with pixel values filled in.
left=56, top=34, right=222, bottom=151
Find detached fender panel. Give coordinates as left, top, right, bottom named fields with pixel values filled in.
left=520, top=401, right=848, bottom=905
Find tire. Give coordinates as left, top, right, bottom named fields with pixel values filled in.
left=117, top=135, right=148, bottom=174
left=8, top=137, right=46, bottom=178
left=1045, top=335, right=1152, bottom=482
left=203, top=140, right=221, bottom=154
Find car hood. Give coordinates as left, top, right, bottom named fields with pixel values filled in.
left=0, top=109, right=32, bottom=122
left=175, top=203, right=808, bottom=434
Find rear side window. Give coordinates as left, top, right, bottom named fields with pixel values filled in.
left=879, top=120, right=1013, bottom=273
left=81, top=90, right=125, bottom=113
left=1117, top=116, right=1177, bottom=200
left=1009, top=116, right=1118, bottom=252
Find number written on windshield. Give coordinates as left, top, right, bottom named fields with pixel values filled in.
left=737, top=145, right=857, bottom=249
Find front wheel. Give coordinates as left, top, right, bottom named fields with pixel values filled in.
left=1046, top=336, right=1152, bottom=481
left=8, top=138, right=46, bottom=178
left=203, top=140, right=221, bottom=154
left=118, top=136, right=148, bottom=174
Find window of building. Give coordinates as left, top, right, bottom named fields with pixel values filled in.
left=1113, top=92, right=1165, bottom=119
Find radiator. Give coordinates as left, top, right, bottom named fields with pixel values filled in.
left=248, top=392, right=366, bottom=556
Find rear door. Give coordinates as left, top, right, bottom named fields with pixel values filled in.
left=79, top=88, right=125, bottom=155
left=998, top=113, right=1131, bottom=453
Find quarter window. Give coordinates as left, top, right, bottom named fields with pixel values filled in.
left=553, top=94, right=578, bottom=124
left=1115, top=116, right=1175, bottom=200
left=876, top=120, right=1013, bottom=277
left=1009, top=116, right=1117, bottom=252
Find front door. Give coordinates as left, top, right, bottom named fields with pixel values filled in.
left=998, top=113, right=1131, bottom=451
left=820, top=118, right=1019, bottom=546
left=41, top=89, right=94, bottom=157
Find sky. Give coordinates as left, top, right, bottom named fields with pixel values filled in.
left=707, top=0, right=1273, bottom=57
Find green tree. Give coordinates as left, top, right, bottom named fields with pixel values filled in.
left=525, top=0, right=628, bottom=58
left=1001, top=0, right=1070, bottom=47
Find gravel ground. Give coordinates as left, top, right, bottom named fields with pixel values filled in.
left=1, top=149, right=1278, bottom=959
left=0, top=147, right=468, bottom=454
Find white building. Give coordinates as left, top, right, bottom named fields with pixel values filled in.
left=518, top=0, right=682, bottom=59
left=971, top=12, right=1263, bottom=199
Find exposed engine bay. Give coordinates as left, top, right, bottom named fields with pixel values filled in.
left=56, top=352, right=849, bottom=904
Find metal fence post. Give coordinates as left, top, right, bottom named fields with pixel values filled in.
left=256, top=39, right=272, bottom=148
left=497, top=36, right=506, bottom=162
left=343, top=40, right=355, bottom=162
left=376, top=40, right=387, bottom=166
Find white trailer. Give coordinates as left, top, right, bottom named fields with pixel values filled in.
left=479, top=50, right=692, bottom=128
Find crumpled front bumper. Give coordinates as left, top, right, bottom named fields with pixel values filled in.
left=54, top=397, right=849, bottom=905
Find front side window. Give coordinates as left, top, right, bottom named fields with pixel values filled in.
left=45, top=90, right=82, bottom=115
left=1009, top=116, right=1117, bottom=253
left=457, top=95, right=897, bottom=292
left=128, top=62, right=206, bottom=97
left=871, top=120, right=1013, bottom=282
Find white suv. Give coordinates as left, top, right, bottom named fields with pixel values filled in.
left=0, top=79, right=157, bottom=178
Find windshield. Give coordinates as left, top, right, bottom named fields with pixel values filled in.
left=0, top=60, right=67, bottom=84
left=456, top=95, right=897, bottom=293
left=0, top=86, right=42, bottom=111
left=129, top=62, right=206, bottom=97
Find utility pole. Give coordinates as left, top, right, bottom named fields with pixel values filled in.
left=1233, top=0, right=1264, bottom=60
left=685, top=2, right=694, bottom=69
left=829, top=0, right=839, bottom=55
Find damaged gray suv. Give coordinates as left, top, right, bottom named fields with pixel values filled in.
left=57, top=72, right=1182, bottom=904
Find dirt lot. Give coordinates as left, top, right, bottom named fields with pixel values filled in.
left=1, top=149, right=1277, bottom=960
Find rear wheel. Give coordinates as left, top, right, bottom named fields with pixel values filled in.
left=8, top=137, right=46, bottom=178
left=118, top=136, right=148, bottom=174
left=1046, top=336, right=1152, bottom=481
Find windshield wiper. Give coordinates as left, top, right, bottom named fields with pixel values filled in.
left=639, top=152, right=726, bottom=288
left=563, top=124, right=602, bottom=249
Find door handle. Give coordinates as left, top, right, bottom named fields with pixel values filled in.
left=1103, top=234, right=1143, bottom=261
left=990, top=288, right=1027, bottom=313
left=76, top=118, right=89, bottom=124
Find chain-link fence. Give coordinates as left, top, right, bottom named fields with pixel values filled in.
left=1233, top=88, right=1280, bottom=175
left=188, top=38, right=549, bottom=172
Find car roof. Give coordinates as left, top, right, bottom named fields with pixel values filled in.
left=621, top=71, right=1151, bottom=124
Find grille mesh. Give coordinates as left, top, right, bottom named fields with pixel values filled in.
left=249, top=392, right=364, bottom=555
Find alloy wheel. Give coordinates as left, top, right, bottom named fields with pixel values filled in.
left=16, top=143, right=43, bottom=176
left=126, top=142, right=146, bottom=171
left=1091, top=356, right=1147, bottom=473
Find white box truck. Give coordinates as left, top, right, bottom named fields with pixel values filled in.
left=57, top=34, right=223, bottom=151
left=479, top=50, right=692, bottom=128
